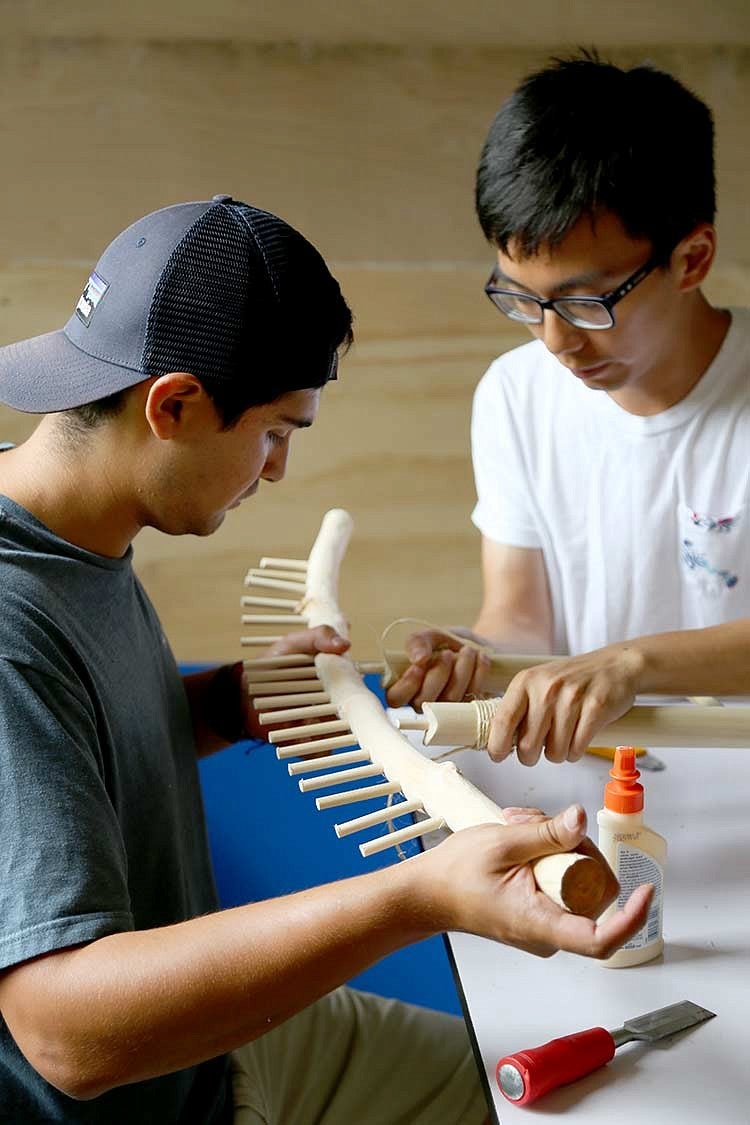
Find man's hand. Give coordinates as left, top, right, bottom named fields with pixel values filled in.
left=487, top=644, right=643, bottom=765
left=418, top=803, right=652, bottom=959
left=241, top=626, right=350, bottom=739
left=385, top=628, right=491, bottom=710
left=265, top=625, right=350, bottom=661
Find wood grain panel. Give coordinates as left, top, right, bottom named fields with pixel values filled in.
left=2, top=0, right=749, bottom=46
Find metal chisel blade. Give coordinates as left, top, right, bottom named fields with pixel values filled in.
left=621, top=1000, right=716, bottom=1043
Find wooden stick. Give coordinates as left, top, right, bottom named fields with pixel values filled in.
left=269, top=719, right=351, bottom=743
left=288, top=749, right=371, bottom=775
left=420, top=699, right=750, bottom=750
left=241, top=614, right=306, bottom=626
left=244, top=654, right=316, bottom=669
left=299, top=764, right=383, bottom=792
left=315, top=781, right=402, bottom=810
left=360, top=816, right=446, bottom=858
left=259, top=557, right=308, bottom=571
left=254, top=691, right=330, bottom=710
left=275, top=734, right=359, bottom=760
left=380, top=649, right=548, bottom=693
left=240, top=635, right=283, bottom=646
left=245, top=666, right=320, bottom=684
left=246, top=679, right=323, bottom=695
left=244, top=576, right=307, bottom=595
left=335, top=799, right=423, bottom=838
left=246, top=567, right=309, bottom=582
left=241, top=595, right=301, bottom=609
left=258, top=701, right=337, bottom=724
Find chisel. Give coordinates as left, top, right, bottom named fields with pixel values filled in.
left=496, top=999, right=715, bottom=1106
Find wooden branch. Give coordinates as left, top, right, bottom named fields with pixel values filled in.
left=287, top=508, right=615, bottom=919
left=381, top=649, right=547, bottom=693
left=421, top=699, right=750, bottom=749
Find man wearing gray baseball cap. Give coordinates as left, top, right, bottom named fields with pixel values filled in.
left=0, top=196, right=649, bottom=1123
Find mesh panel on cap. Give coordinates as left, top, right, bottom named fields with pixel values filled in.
left=141, top=205, right=278, bottom=383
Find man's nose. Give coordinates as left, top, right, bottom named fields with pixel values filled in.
left=540, top=309, right=586, bottom=358
left=262, top=441, right=290, bottom=483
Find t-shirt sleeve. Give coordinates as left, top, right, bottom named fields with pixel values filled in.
left=470, top=361, right=543, bottom=549
left=0, top=659, right=134, bottom=971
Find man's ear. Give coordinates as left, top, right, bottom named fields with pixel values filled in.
left=144, top=373, right=209, bottom=439
left=670, top=223, right=717, bottom=292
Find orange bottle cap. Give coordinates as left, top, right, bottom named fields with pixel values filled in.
left=604, top=746, right=644, bottom=813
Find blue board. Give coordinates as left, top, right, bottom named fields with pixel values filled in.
left=189, top=665, right=461, bottom=1016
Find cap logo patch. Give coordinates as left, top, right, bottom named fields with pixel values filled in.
left=75, top=270, right=109, bottom=326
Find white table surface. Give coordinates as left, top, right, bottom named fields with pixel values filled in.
left=423, top=739, right=750, bottom=1123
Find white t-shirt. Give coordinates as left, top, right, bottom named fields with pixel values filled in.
left=471, top=308, right=750, bottom=655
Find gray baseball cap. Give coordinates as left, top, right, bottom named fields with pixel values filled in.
left=0, top=194, right=345, bottom=414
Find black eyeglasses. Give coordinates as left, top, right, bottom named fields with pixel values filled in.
left=484, top=253, right=662, bottom=331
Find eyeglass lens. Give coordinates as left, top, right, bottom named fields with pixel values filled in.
left=488, top=291, right=614, bottom=330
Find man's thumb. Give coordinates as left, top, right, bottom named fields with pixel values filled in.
left=498, top=804, right=588, bottom=867
left=539, top=803, right=588, bottom=852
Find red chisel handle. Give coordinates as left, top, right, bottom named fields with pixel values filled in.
left=496, top=1026, right=616, bottom=1105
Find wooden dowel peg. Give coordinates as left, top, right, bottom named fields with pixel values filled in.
left=288, top=749, right=371, bottom=776
left=355, top=660, right=387, bottom=676
left=253, top=691, right=330, bottom=710
left=245, top=666, right=320, bottom=684
left=315, top=781, right=401, bottom=810
left=258, top=701, right=337, bottom=725
left=275, top=734, right=359, bottom=760
left=246, top=567, right=308, bottom=582
left=241, top=614, right=306, bottom=626
left=395, top=716, right=429, bottom=732
left=246, top=679, right=323, bottom=696
left=269, top=719, right=351, bottom=743
left=259, top=557, right=308, bottom=571
left=299, top=764, right=383, bottom=792
left=244, top=576, right=307, bottom=595
left=240, top=635, right=283, bottom=646
left=241, top=595, right=300, bottom=610
left=335, top=798, right=423, bottom=838
left=244, top=654, right=316, bottom=670
left=360, top=816, right=446, bottom=858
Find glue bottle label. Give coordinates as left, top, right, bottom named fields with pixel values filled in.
left=615, top=844, right=664, bottom=950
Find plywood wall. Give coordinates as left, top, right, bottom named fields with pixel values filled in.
left=1, top=26, right=748, bottom=661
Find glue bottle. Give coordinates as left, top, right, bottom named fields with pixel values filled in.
left=596, top=746, right=666, bottom=968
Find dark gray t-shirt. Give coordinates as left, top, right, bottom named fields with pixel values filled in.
left=0, top=497, right=230, bottom=1123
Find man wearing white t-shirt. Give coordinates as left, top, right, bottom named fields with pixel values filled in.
left=388, top=52, right=750, bottom=762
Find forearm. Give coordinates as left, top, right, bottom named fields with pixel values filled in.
left=6, top=859, right=434, bottom=1100
left=471, top=612, right=554, bottom=656
left=622, top=619, right=750, bottom=696
left=182, top=664, right=260, bottom=756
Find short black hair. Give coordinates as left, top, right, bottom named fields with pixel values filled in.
left=476, top=50, right=715, bottom=261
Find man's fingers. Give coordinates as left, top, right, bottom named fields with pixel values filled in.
left=551, top=883, right=654, bottom=959
left=405, top=629, right=462, bottom=665
left=487, top=685, right=528, bottom=762
left=442, top=645, right=480, bottom=702
left=385, top=664, right=428, bottom=709
left=413, top=651, right=454, bottom=710
left=467, top=651, right=492, bottom=698
left=568, top=702, right=618, bottom=762
left=502, top=806, right=547, bottom=824
left=267, top=626, right=350, bottom=658
left=496, top=804, right=588, bottom=865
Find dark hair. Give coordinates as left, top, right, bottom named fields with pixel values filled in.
left=476, top=50, right=715, bottom=260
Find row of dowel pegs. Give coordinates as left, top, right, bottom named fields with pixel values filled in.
left=241, top=555, right=441, bottom=858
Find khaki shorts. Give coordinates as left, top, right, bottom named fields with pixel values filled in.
left=231, top=986, right=488, bottom=1125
